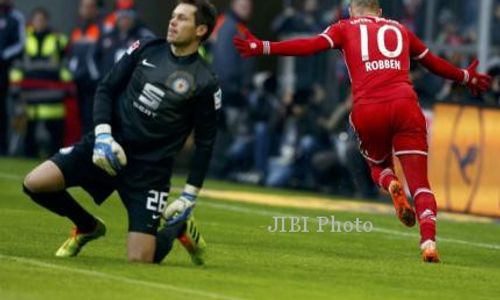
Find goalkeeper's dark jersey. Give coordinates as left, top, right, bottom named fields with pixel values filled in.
left=93, top=38, right=221, bottom=187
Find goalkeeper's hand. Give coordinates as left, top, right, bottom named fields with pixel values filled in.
left=163, top=187, right=198, bottom=225
left=92, top=124, right=127, bottom=176
left=233, top=28, right=269, bottom=58
left=462, top=59, right=492, bottom=96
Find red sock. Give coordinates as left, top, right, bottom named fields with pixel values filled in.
left=370, top=166, right=397, bottom=191
left=414, top=192, right=437, bottom=243
left=397, top=154, right=438, bottom=244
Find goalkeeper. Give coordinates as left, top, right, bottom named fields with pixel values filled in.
left=22, top=0, right=220, bottom=265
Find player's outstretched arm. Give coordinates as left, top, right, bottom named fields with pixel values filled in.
left=421, top=56, right=491, bottom=96
left=409, top=31, right=492, bottom=96
left=233, top=28, right=331, bottom=58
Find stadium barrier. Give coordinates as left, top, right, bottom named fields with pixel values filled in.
left=428, top=103, right=500, bottom=218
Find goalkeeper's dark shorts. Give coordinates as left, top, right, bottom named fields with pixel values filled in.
left=50, top=133, right=173, bottom=235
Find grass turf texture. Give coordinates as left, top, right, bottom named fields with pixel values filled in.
left=0, top=158, right=499, bottom=300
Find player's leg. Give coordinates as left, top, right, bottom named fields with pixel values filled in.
left=125, top=199, right=207, bottom=264
left=392, top=99, right=439, bottom=262
left=154, top=215, right=207, bottom=265
left=118, top=163, right=169, bottom=263
left=23, top=137, right=113, bottom=257
left=396, top=154, right=439, bottom=262
left=23, top=160, right=98, bottom=233
left=154, top=221, right=184, bottom=263
left=127, top=232, right=156, bottom=263
left=350, top=105, right=415, bottom=227
left=366, top=157, right=416, bottom=227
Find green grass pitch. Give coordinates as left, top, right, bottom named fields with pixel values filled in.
left=0, top=158, right=499, bottom=300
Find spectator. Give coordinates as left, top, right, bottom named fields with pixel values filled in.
left=211, top=0, right=254, bottom=113
left=0, top=0, right=24, bottom=155
left=102, top=0, right=134, bottom=33
left=68, top=0, right=102, bottom=134
left=435, top=10, right=463, bottom=46
left=9, top=7, right=71, bottom=158
left=400, top=0, right=424, bottom=34
left=209, top=0, right=254, bottom=178
left=265, top=88, right=328, bottom=188
left=92, top=4, right=154, bottom=78
left=492, top=3, right=500, bottom=48
left=272, top=0, right=327, bottom=90
left=226, top=72, right=282, bottom=184
left=314, top=95, right=377, bottom=198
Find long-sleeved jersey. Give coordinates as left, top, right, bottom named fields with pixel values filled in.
left=94, top=38, right=221, bottom=188
left=252, top=16, right=469, bottom=106
left=0, top=7, right=25, bottom=63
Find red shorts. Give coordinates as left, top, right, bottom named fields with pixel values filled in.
left=350, top=98, right=428, bottom=165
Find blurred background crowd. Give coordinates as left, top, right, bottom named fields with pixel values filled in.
left=1, top=0, right=499, bottom=199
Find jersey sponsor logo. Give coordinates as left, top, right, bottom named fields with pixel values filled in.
left=166, top=71, right=195, bottom=96
left=141, top=59, right=156, bottom=68
left=214, top=88, right=222, bottom=110
left=126, top=39, right=140, bottom=55
left=135, top=83, right=165, bottom=117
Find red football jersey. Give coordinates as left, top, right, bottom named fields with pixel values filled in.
left=320, top=16, right=428, bottom=105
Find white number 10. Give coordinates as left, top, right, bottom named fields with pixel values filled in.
left=360, top=24, right=403, bottom=61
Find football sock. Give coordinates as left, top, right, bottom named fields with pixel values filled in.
left=153, top=221, right=185, bottom=263
left=370, top=164, right=397, bottom=191
left=23, top=185, right=97, bottom=233
left=414, top=192, right=437, bottom=243
left=397, top=154, right=437, bottom=243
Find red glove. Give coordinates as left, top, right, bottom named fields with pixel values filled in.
left=233, top=28, right=270, bottom=58
left=462, top=60, right=492, bottom=96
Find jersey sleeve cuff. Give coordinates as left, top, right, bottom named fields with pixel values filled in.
left=461, top=69, right=470, bottom=85
left=95, top=124, right=112, bottom=136
left=263, top=41, right=271, bottom=55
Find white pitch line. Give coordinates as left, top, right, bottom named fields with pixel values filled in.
left=2, top=171, right=499, bottom=251
left=201, top=202, right=500, bottom=251
left=0, top=254, right=243, bottom=300
left=0, top=172, right=23, bottom=181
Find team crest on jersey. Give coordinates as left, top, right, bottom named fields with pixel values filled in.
left=166, top=71, right=195, bottom=96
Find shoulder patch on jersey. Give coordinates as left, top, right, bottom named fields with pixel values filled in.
left=214, top=88, right=222, bottom=110
left=126, top=40, right=141, bottom=55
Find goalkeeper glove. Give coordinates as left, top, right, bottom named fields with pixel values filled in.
left=163, top=185, right=199, bottom=225
left=92, top=124, right=127, bottom=176
left=462, top=59, right=492, bottom=96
